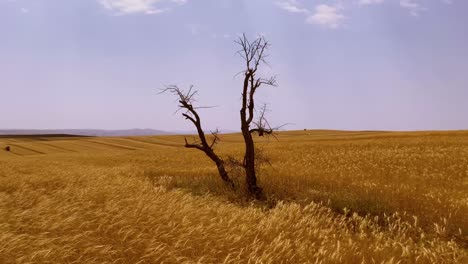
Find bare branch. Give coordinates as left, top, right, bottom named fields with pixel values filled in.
left=209, top=129, right=221, bottom=149
left=184, top=137, right=204, bottom=151
left=256, top=76, right=278, bottom=88
left=235, top=34, right=277, bottom=130
left=248, top=104, right=288, bottom=137
left=182, top=113, right=197, bottom=125
left=162, top=85, right=210, bottom=147
left=161, top=85, right=235, bottom=189
left=226, top=156, right=244, bottom=168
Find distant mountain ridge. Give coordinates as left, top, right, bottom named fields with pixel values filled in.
left=0, top=129, right=170, bottom=137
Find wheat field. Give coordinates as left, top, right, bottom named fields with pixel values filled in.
left=0, top=130, right=467, bottom=263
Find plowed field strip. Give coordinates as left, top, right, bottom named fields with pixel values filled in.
left=83, top=140, right=137, bottom=150
left=38, top=142, right=78, bottom=153
left=7, top=144, right=44, bottom=155
left=124, top=138, right=180, bottom=148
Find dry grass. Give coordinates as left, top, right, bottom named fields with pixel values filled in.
left=0, top=130, right=467, bottom=263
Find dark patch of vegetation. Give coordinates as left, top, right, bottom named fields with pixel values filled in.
left=0, top=134, right=90, bottom=140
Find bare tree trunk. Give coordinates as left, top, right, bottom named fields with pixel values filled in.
left=236, top=34, right=277, bottom=199
left=241, top=123, right=263, bottom=199
left=240, top=69, right=263, bottom=199
left=164, top=85, right=235, bottom=189
left=188, top=139, right=234, bottom=188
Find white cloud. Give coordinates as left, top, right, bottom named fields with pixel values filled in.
left=358, top=0, right=384, bottom=5
left=276, top=0, right=309, bottom=14
left=172, top=0, right=187, bottom=5
left=306, top=4, right=345, bottom=29
left=98, top=0, right=186, bottom=15
left=441, top=0, right=452, bottom=4
left=20, top=7, right=29, bottom=13
left=399, top=0, right=426, bottom=16
left=276, top=1, right=345, bottom=29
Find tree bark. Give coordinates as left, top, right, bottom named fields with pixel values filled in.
left=241, top=124, right=263, bottom=199
left=184, top=130, right=235, bottom=189
left=240, top=70, right=264, bottom=199
left=204, top=146, right=234, bottom=188
left=164, top=85, right=235, bottom=189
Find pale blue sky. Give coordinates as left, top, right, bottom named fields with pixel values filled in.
left=1, top=0, right=467, bottom=131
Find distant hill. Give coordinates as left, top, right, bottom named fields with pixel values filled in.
left=0, top=129, right=170, bottom=137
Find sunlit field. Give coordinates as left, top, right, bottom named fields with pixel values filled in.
left=0, top=130, right=467, bottom=263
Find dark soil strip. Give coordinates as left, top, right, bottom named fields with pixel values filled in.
left=84, top=140, right=137, bottom=150
left=7, top=144, right=45, bottom=155
left=125, top=138, right=181, bottom=148
left=66, top=141, right=104, bottom=151
left=5, top=150, right=22, bottom=156
left=106, top=138, right=153, bottom=149
left=39, top=142, right=78, bottom=153
left=0, top=134, right=89, bottom=139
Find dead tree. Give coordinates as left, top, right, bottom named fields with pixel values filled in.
left=235, top=34, right=277, bottom=199
left=163, top=34, right=279, bottom=199
left=162, top=85, right=235, bottom=189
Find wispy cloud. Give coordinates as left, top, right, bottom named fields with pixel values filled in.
left=399, top=0, right=426, bottom=16
left=98, top=0, right=186, bottom=15
left=276, top=0, right=456, bottom=27
left=306, top=4, right=345, bottom=29
left=276, top=1, right=345, bottom=29
left=358, top=0, right=384, bottom=5
left=20, top=7, right=29, bottom=14
left=275, top=0, right=309, bottom=14
left=172, top=0, right=187, bottom=5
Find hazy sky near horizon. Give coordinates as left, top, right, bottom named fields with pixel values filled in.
left=1, top=0, right=467, bottom=131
